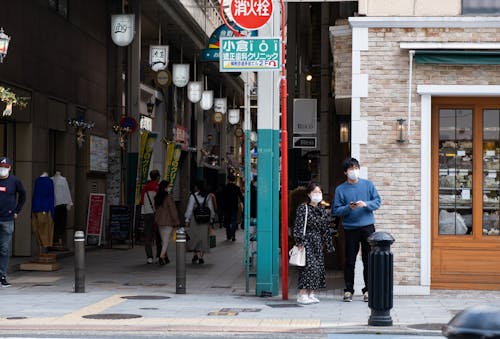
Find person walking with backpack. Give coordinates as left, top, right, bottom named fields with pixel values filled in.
left=184, top=180, right=215, bottom=264
left=154, top=180, right=180, bottom=265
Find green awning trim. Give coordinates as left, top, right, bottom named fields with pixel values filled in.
left=414, top=50, right=500, bottom=65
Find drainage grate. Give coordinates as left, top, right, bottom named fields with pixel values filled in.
left=407, top=323, right=445, bottom=331
left=121, top=295, right=170, bottom=300
left=208, top=311, right=238, bottom=316
left=266, top=303, right=302, bottom=308
left=123, top=282, right=167, bottom=287
left=82, top=313, right=142, bottom=320
left=220, top=308, right=261, bottom=313
left=211, top=285, right=231, bottom=288
left=140, top=307, right=159, bottom=310
left=6, top=317, right=27, bottom=320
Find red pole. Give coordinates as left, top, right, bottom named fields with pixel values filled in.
left=279, top=0, right=289, bottom=301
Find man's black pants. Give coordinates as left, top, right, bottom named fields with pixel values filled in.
left=344, top=224, right=375, bottom=294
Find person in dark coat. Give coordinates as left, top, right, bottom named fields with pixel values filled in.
left=0, top=157, right=26, bottom=287
left=221, top=174, right=244, bottom=241
left=293, top=181, right=334, bottom=305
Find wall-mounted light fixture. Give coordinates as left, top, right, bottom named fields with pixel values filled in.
left=305, top=73, right=313, bottom=82
left=0, top=28, right=11, bottom=63
left=67, top=118, right=95, bottom=148
left=396, top=118, right=406, bottom=143
left=339, top=122, right=349, bottom=143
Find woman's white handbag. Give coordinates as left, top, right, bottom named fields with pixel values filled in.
left=289, top=245, right=306, bottom=266
left=289, top=204, right=308, bottom=267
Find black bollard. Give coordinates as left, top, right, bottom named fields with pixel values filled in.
left=74, top=230, right=85, bottom=293
left=175, top=229, right=186, bottom=294
left=442, top=305, right=500, bottom=339
left=367, top=231, right=395, bottom=326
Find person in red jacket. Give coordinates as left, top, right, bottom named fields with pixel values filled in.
left=139, top=169, right=162, bottom=264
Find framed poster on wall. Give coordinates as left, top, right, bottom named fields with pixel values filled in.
left=89, top=135, right=109, bottom=173
left=86, top=193, right=106, bottom=245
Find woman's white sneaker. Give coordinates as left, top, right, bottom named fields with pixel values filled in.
left=308, top=293, right=320, bottom=303
left=297, top=294, right=313, bottom=305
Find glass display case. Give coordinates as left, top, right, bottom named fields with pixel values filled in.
left=482, top=109, right=500, bottom=236
left=438, top=109, right=473, bottom=235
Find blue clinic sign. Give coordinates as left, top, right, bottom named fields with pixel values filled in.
left=219, top=37, right=281, bottom=72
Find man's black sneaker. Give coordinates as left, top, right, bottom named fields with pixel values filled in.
left=1, top=276, right=11, bottom=287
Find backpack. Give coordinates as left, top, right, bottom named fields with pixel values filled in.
left=192, top=193, right=211, bottom=223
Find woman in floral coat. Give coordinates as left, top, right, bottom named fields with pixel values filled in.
left=293, top=182, right=335, bottom=305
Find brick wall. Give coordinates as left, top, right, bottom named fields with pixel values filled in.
left=334, top=26, right=500, bottom=286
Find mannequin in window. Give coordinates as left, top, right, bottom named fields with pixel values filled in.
left=31, top=172, right=55, bottom=253
left=51, top=171, right=73, bottom=247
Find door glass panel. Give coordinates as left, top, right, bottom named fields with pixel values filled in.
left=438, top=109, right=473, bottom=235
left=483, top=109, right=500, bottom=236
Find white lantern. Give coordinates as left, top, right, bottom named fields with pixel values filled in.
left=149, top=45, right=169, bottom=72
left=111, top=14, right=135, bottom=47
left=200, top=90, right=213, bottom=110
left=172, top=64, right=190, bottom=87
left=214, top=98, right=227, bottom=114
left=228, top=108, right=240, bottom=125
left=187, top=81, right=202, bottom=103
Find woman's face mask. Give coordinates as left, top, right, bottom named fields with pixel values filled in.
left=310, top=192, right=323, bottom=204
left=0, top=167, right=10, bottom=178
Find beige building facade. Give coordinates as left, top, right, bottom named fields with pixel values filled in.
left=331, top=9, right=500, bottom=293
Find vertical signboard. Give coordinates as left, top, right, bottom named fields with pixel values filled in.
left=134, top=131, right=157, bottom=205
left=86, top=193, right=106, bottom=245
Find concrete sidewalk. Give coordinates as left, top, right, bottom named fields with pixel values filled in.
left=1, top=227, right=499, bottom=335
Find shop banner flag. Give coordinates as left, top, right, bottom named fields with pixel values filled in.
left=164, top=142, right=182, bottom=186
left=135, top=131, right=157, bottom=205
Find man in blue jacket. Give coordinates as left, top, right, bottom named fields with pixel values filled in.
left=331, top=158, right=381, bottom=303
left=0, top=157, right=26, bottom=287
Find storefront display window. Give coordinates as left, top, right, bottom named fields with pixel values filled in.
left=438, top=109, right=473, bottom=235
left=482, top=109, right=500, bottom=236
left=435, top=102, right=500, bottom=237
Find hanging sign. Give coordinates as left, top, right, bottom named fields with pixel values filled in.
left=172, top=64, right=189, bottom=87
left=150, top=45, right=169, bottom=72
left=228, top=108, right=240, bottom=125
left=155, top=70, right=172, bottom=88
left=214, top=98, right=227, bottom=114
left=231, top=0, right=273, bottom=31
left=134, top=131, right=158, bottom=205
left=111, top=14, right=135, bottom=46
left=187, top=81, right=202, bottom=103
left=165, top=142, right=183, bottom=186
left=200, top=90, right=214, bottom=110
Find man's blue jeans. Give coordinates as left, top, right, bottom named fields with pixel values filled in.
left=0, top=220, right=14, bottom=277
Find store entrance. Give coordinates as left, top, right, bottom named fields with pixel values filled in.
left=431, top=97, right=500, bottom=290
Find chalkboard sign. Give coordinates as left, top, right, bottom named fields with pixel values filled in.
left=109, top=205, right=132, bottom=242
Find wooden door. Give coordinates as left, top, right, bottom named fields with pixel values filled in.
left=431, top=97, right=500, bottom=290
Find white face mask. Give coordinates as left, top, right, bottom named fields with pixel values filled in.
left=310, top=193, right=323, bottom=204
left=347, top=169, right=360, bottom=181
left=0, top=167, right=10, bottom=178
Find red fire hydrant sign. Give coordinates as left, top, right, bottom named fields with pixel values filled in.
left=231, top=0, right=273, bottom=31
